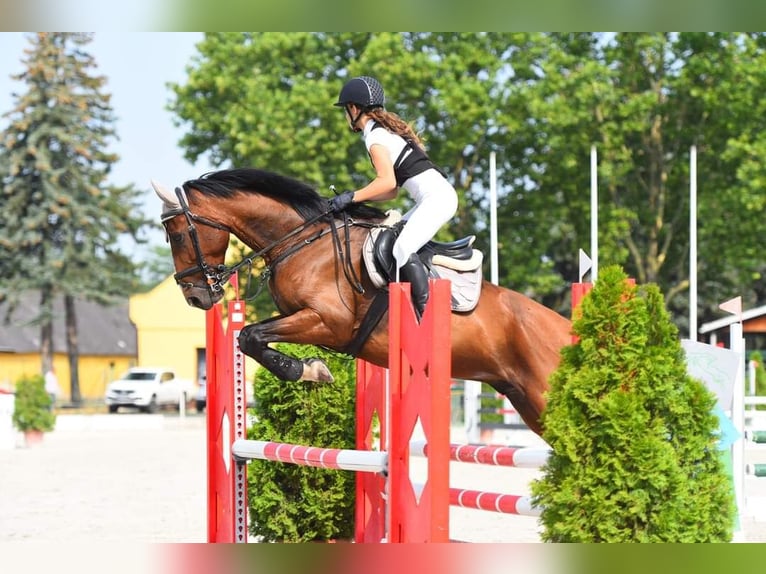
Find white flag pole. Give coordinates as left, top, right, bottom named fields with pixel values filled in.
left=466, top=151, right=500, bottom=443
left=489, top=151, right=498, bottom=286
left=590, top=145, right=598, bottom=281
left=489, top=151, right=514, bottom=429
left=690, top=145, right=698, bottom=340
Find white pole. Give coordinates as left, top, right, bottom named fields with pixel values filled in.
left=690, top=145, right=698, bottom=340
left=489, top=151, right=513, bottom=428
left=489, top=151, right=498, bottom=286
left=463, top=380, right=481, bottom=444
left=590, top=145, right=598, bottom=281
left=730, top=322, right=745, bottom=532
left=479, top=151, right=506, bottom=439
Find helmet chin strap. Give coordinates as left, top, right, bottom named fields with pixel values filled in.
left=346, top=105, right=364, bottom=133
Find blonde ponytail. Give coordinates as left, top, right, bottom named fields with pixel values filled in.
left=366, top=109, right=425, bottom=149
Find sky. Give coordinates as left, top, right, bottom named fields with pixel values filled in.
left=0, top=32, right=216, bottom=255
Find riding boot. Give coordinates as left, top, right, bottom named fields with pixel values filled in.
left=399, top=253, right=429, bottom=319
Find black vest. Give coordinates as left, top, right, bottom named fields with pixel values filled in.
left=370, top=123, right=446, bottom=187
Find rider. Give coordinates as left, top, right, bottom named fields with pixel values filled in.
left=329, top=75, right=458, bottom=318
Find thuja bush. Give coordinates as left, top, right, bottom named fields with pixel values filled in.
left=530, top=265, right=735, bottom=542
left=246, top=344, right=357, bottom=542
left=12, top=374, right=55, bottom=433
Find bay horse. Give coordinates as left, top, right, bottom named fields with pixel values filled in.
left=152, top=168, right=571, bottom=436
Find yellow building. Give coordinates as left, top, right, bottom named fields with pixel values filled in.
left=0, top=292, right=137, bottom=400
left=129, top=276, right=260, bottom=387
left=128, top=276, right=206, bottom=385
left=0, top=280, right=259, bottom=402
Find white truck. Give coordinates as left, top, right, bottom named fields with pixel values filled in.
left=104, top=367, right=196, bottom=414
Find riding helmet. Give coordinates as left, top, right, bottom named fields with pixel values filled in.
left=334, top=76, right=385, bottom=109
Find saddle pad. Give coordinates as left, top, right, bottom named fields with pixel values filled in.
left=362, top=230, right=483, bottom=312
left=363, top=227, right=389, bottom=289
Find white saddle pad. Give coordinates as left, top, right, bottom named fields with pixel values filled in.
left=362, top=227, right=484, bottom=312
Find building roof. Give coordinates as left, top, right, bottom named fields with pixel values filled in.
left=0, top=291, right=137, bottom=356
left=698, top=304, right=766, bottom=334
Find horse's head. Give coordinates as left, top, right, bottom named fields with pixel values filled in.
left=151, top=180, right=231, bottom=310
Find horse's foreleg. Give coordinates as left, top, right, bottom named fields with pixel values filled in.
left=237, top=310, right=337, bottom=383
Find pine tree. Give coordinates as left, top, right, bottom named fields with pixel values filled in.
left=0, top=33, right=149, bottom=403
left=530, top=265, right=734, bottom=542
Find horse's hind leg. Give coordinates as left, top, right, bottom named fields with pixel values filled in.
left=237, top=312, right=335, bottom=383
left=491, top=381, right=545, bottom=437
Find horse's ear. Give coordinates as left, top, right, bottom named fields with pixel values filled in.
left=151, top=179, right=180, bottom=209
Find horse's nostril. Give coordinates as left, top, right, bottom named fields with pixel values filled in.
left=188, top=296, right=203, bottom=308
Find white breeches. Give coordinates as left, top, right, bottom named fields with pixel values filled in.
left=392, top=170, right=458, bottom=273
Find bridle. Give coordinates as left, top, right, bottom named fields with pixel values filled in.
left=161, top=187, right=234, bottom=296
left=161, top=186, right=368, bottom=299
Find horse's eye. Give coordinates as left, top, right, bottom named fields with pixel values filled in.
left=169, top=232, right=184, bottom=245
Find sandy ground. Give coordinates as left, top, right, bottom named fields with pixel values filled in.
left=1, top=413, right=765, bottom=544
left=0, top=413, right=207, bottom=543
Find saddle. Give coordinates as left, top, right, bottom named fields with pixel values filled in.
left=362, top=211, right=484, bottom=312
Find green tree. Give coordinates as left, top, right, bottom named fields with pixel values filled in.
left=168, top=32, right=533, bottom=318
left=246, top=343, right=357, bottom=542
left=0, top=33, right=149, bottom=403
left=503, top=33, right=766, bottom=327
left=168, top=33, right=766, bottom=333
left=531, top=265, right=734, bottom=542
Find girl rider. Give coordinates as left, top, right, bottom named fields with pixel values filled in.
left=329, top=76, right=458, bottom=318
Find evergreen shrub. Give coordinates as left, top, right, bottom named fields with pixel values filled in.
left=246, top=344, right=357, bottom=542
left=531, top=265, right=735, bottom=542
left=12, top=374, right=56, bottom=433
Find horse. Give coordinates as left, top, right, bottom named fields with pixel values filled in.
left=152, top=167, right=572, bottom=437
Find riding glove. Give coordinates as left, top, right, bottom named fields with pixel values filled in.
left=329, top=190, right=355, bottom=212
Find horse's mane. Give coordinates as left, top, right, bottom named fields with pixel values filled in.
left=183, top=168, right=387, bottom=222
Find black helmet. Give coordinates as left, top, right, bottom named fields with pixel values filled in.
left=334, top=76, right=385, bottom=109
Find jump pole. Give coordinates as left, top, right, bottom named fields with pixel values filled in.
left=387, top=279, right=451, bottom=542
left=355, top=279, right=452, bottom=542
left=206, top=280, right=451, bottom=543
left=354, top=353, right=389, bottom=542
left=206, top=297, right=391, bottom=543
left=205, top=299, right=248, bottom=543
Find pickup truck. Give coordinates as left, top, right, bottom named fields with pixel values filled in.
left=104, top=367, right=196, bottom=414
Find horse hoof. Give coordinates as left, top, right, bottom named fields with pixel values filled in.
left=302, top=359, right=334, bottom=383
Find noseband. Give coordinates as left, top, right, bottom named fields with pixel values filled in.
left=161, top=187, right=233, bottom=296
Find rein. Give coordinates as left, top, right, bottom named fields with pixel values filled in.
left=162, top=186, right=368, bottom=298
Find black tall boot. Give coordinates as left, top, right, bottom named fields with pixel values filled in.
left=399, top=253, right=429, bottom=319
